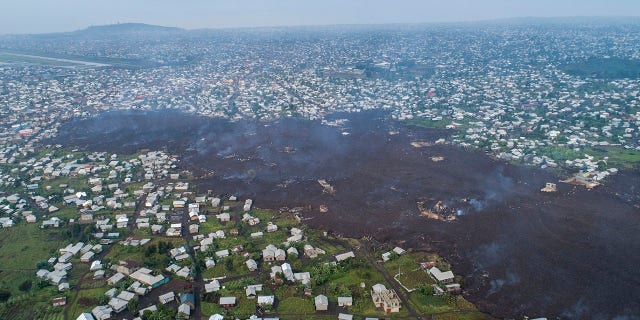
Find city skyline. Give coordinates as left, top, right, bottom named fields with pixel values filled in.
left=2, top=0, right=640, bottom=35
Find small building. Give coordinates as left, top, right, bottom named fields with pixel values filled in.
left=428, top=267, right=455, bottom=283
left=91, top=305, right=112, bottom=320
left=339, top=313, right=354, bottom=320
left=159, top=291, right=175, bottom=304
left=315, top=294, right=329, bottom=311
left=335, top=251, right=355, bottom=262
left=246, top=259, right=258, bottom=272
left=215, top=249, right=229, bottom=259
left=257, top=295, right=275, bottom=306
left=338, top=296, right=353, bottom=307
left=108, top=297, right=128, bottom=313
left=76, top=312, right=95, bottom=320
left=180, top=293, right=196, bottom=309
left=445, top=283, right=461, bottom=294
left=138, top=305, right=157, bottom=317
left=107, top=272, right=126, bottom=285
left=52, top=297, right=67, bottom=306
left=219, top=296, right=236, bottom=308
left=178, top=303, right=191, bottom=319
left=205, top=279, right=221, bottom=293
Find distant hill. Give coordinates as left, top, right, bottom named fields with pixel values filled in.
left=72, top=23, right=184, bottom=36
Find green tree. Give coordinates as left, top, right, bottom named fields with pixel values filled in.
left=0, top=289, right=11, bottom=302
left=18, top=280, right=32, bottom=292
left=128, top=298, right=139, bottom=312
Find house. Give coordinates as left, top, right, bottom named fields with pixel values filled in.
left=105, top=288, right=118, bottom=298
left=166, top=227, right=181, bottom=237
left=205, top=257, right=216, bottom=269
left=176, top=266, right=192, bottom=279
left=138, top=305, right=157, bottom=317
left=91, top=305, right=112, bottom=320
left=315, top=295, right=329, bottom=311
left=338, top=296, right=353, bottom=307
left=251, top=231, right=263, bottom=238
left=209, top=314, right=224, bottom=320
left=246, top=259, right=258, bottom=272
left=117, top=290, right=137, bottom=302
left=287, top=247, right=299, bottom=257
left=338, top=314, right=354, bottom=320
left=129, top=281, right=149, bottom=296
left=215, top=249, right=230, bottom=259
left=216, top=213, right=230, bottom=222
left=76, top=312, right=95, bottom=320
left=80, top=251, right=95, bottom=263
left=129, top=268, right=167, bottom=288
left=266, top=222, right=278, bottom=232
left=392, top=247, right=406, bottom=255
left=178, top=303, right=191, bottom=319
left=180, top=293, right=196, bottom=309
left=293, top=272, right=311, bottom=285
left=263, top=244, right=286, bottom=262
left=107, top=272, right=126, bottom=285
left=58, top=282, right=70, bottom=292
left=381, top=252, right=392, bottom=262
left=246, top=286, right=257, bottom=299
left=205, top=279, right=221, bottom=293
left=58, top=252, right=73, bottom=263
left=257, top=295, right=275, bottom=306
left=432, top=284, right=445, bottom=296
left=335, top=251, right=355, bottom=262
left=445, top=283, right=461, bottom=293
left=428, top=267, right=455, bottom=283
left=159, top=291, right=175, bottom=304
left=93, top=270, right=105, bottom=279
left=282, top=263, right=294, bottom=281
left=219, top=296, right=236, bottom=308
left=371, top=284, right=401, bottom=313
left=173, top=200, right=185, bottom=208
left=108, top=297, right=128, bottom=313
left=270, top=265, right=283, bottom=279
left=52, top=297, right=67, bottom=306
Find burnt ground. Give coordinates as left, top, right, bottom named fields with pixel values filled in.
left=52, top=110, right=640, bottom=319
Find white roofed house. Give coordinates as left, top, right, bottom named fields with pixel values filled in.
left=281, top=263, right=295, bottom=282
left=257, top=295, right=275, bottom=306
left=293, top=272, right=311, bottom=285
left=246, top=259, right=258, bottom=272
left=91, top=305, right=112, bottom=320
left=335, top=251, right=355, bottom=263
left=428, top=267, right=455, bottom=283
left=158, top=291, right=175, bottom=304
left=205, top=257, right=216, bottom=269
left=219, top=296, right=236, bottom=309
left=338, top=296, right=353, bottom=307
left=205, top=279, right=221, bottom=293
left=215, top=249, right=230, bottom=259
left=107, top=272, right=126, bottom=286
left=108, top=297, right=128, bottom=313
left=315, top=294, right=329, bottom=311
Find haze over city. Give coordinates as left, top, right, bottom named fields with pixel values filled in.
left=2, top=0, right=640, bottom=34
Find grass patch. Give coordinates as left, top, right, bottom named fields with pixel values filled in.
left=0, top=223, right=65, bottom=294
left=277, top=296, right=314, bottom=314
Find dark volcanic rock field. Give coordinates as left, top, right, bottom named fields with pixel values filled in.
left=53, top=110, right=640, bottom=319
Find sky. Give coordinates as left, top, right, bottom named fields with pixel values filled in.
left=1, top=0, right=639, bottom=35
